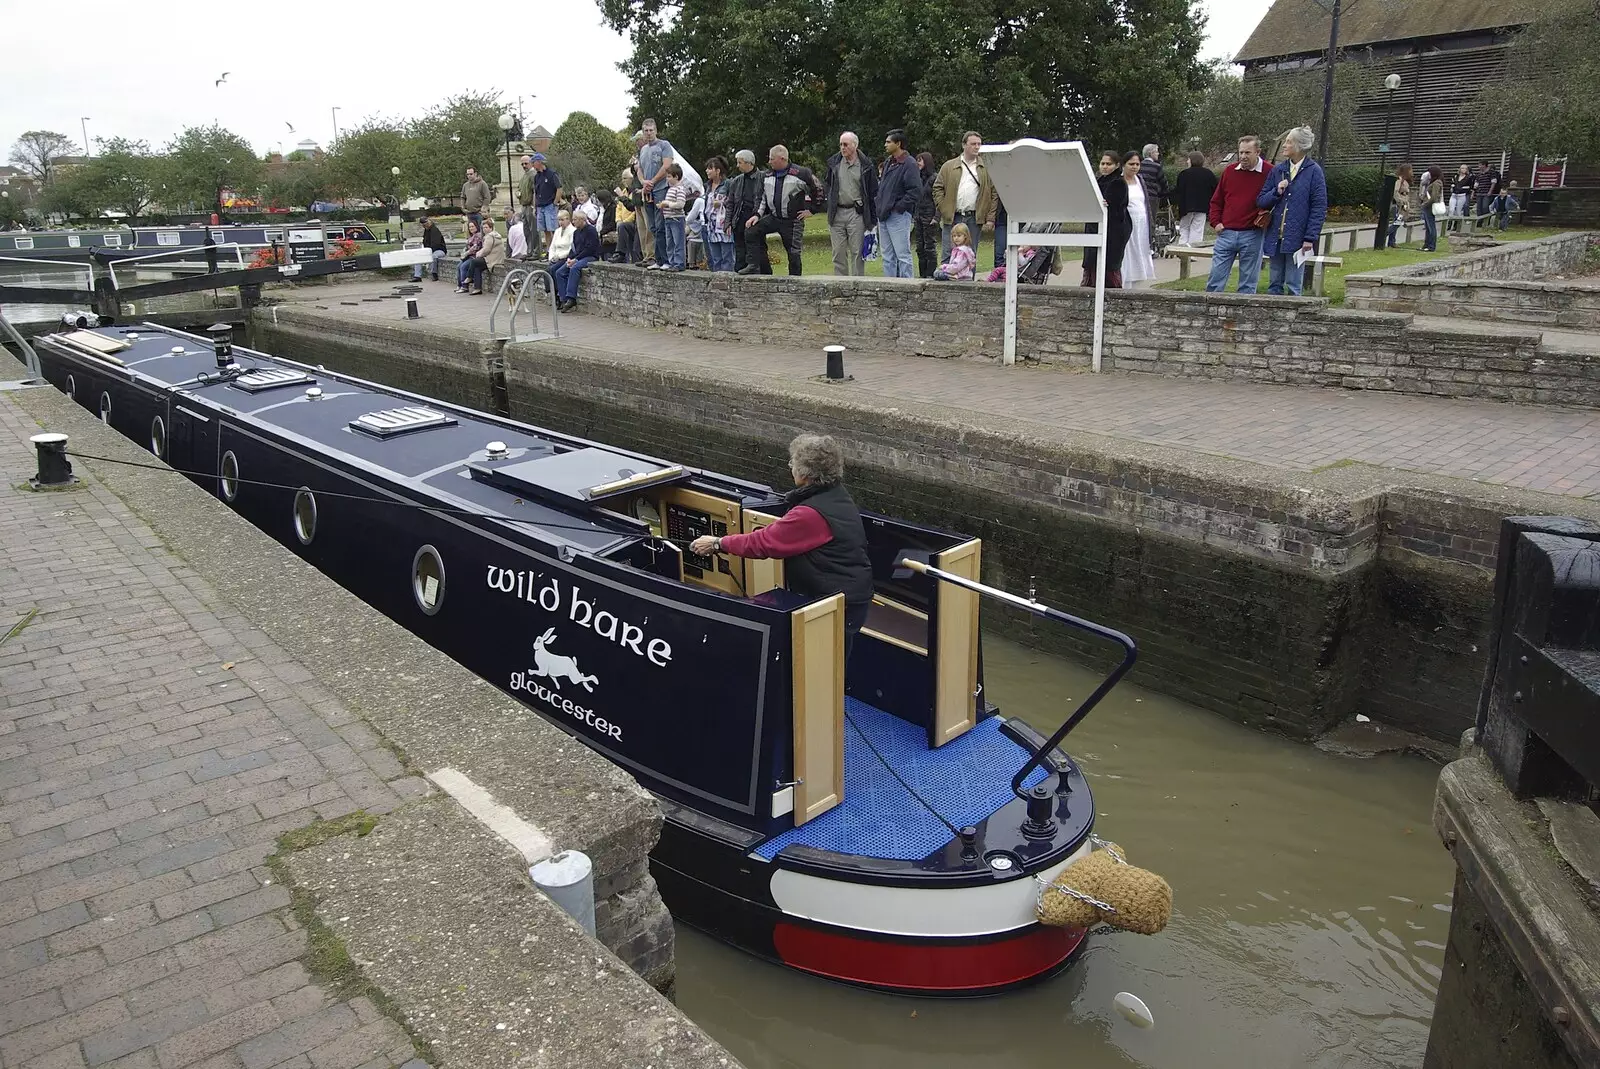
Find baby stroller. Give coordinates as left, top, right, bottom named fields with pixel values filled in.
left=1015, top=221, right=1062, bottom=285
left=1151, top=204, right=1177, bottom=258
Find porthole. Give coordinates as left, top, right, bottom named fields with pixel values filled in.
left=99, top=392, right=111, bottom=424
left=293, top=488, right=317, bottom=545
left=65, top=373, right=75, bottom=400
left=150, top=415, right=166, bottom=459
left=412, top=545, right=445, bottom=615
left=220, top=450, right=239, bottom=502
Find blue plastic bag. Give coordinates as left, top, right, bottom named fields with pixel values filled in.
left=861, top=228, right=878, bottom=261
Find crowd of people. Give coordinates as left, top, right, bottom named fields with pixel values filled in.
left=417, top=117, right=1526, bottom=306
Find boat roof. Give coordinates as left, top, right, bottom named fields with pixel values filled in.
left=52, top=322, right=771, bottom=554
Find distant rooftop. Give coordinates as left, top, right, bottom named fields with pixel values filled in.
left=1235, top=0, right=1542, bottom=62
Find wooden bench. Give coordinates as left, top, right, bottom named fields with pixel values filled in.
left=1300, top=255, right=1342, bottom=298
left=1165, top=244, right=1214, bottom=280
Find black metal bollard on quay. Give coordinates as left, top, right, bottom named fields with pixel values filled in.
left=29, top=433, right=75, bottom=489
left=824, top=344, right=845, bottom=380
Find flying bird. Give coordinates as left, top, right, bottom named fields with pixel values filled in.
left=215, top=72, right=229, bottom=86
left=285, top=122, right=296, bottom=133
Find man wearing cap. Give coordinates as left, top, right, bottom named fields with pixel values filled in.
left=528, top=154, right=561, bottom=259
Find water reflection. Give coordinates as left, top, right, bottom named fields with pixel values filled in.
left=674, top=636, right=1454, bottom=1069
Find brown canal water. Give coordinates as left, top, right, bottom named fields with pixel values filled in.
left=673, top=635, right=1455, bottom=1069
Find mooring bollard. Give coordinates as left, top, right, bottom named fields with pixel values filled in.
left=530, top=850, right=595, bottom=936
left=29, top=432, right=73, bottom=488
left=824, top=344, right=846, bottom=380
left=405, top=297, right=419, bottom=320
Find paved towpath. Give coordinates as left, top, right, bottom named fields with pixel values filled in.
left=0, top=391, right=427, bottom=1068
left=271, top=277, right=1600, bottom=499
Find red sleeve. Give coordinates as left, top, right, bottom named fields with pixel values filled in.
left=719, top=506, right=831, bottom=559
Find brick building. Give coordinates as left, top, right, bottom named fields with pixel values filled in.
left=1234, top=0, right=1554, bottom=174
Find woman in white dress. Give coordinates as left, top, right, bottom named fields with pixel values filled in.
left=1119, top=151, right=1157, bottom=287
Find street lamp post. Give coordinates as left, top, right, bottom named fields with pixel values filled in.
left=1375, top=72, right=1403, bottom=249
left=1315, top=0, right=1341, bottom=163
left=498, top=111, right=515, bottom=218
left=80, top=117, right=91, bottom=156
left=389, top=166, right=403, bottom=243
left=331, top=106, right=341, bottom=146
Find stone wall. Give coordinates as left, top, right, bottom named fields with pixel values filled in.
left=1345, top=232, right=1600, bottom=329
left=567, top=261, right=1600, bottom=407
left=252, top=307, right=1600, bottom=744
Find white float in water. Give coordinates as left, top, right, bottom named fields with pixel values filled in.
left=1113, top=991, right=1154, bottom=1028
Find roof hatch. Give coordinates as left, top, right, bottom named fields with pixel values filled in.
left=231, top=368, right=317, bottom=393
left=349, top=406, right=458, bottom=439
left=468, top=446, right=686, bottom=504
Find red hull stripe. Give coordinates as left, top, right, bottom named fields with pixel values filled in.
left=772, top=922, right=1087, bottom=992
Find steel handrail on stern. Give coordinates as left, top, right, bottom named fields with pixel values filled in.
left=894, top=557, right=1138, bottom=829
left=488, top=265, right=559, bottom=342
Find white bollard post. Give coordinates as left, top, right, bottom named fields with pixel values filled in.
left=530, top=850, right=595, bottom=936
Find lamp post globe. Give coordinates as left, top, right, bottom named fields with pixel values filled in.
left=1384, top=73, right=1402, bottom=91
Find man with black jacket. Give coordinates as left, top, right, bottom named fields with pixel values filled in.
left=739, top=144, right=821, bottom=276
left=727, top=149, right=768, bottom=274
left=1173, top=152, right=1217, bottom=246
left=824, top=132, right=879, bottom=276
left=410, top=216, right=448, bottom=282
left=1139, top=144, right=1169, bottom=214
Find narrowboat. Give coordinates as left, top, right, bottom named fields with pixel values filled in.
left=0, top=228, right=131, bottom=259
left=31, top=320, right=1138, bottom=996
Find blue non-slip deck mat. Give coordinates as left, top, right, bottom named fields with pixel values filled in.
left=753, top=698, right=1048, bottom=862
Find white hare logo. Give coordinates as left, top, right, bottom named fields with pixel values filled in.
left=530, top=627, right=598, bottom=692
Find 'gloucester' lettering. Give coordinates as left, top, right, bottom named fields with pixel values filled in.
left=511, top=671, right=623, bottom=741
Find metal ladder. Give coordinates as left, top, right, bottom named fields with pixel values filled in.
left=488, top=266, right=559, bottom=343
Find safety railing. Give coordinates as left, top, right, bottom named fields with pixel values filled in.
left=108, top=242, right=246, bottom=291
left=488, top=266, right=559, bottom=343
left=893, top=556, right=1137, bottom=831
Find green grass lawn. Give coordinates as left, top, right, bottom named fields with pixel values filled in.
left=1156, top=225, right=1572, bottom=304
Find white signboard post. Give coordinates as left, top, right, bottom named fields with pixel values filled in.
left=979, top=139, right=1109, bottom=370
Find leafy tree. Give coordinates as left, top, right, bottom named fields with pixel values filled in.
left=544, top=146, right=598, bottom=197
left=600, top=0, right=1212, bottom=168
left=265, top=156, right=333, bottom=211
left=1474, top=0, right=1600, bottom=163
left=67, top=137, right=161, bottom=220
left=7, top=130, right=79, bottom=184
left=163, top=125, right=264, bottom=214
left=1187, top=63, right=1371, bottom=162
left=550, top=112, right=630, bottom=190
left=328, top=121, right=410, bottom=204
left=0, top=190, right=26, bottom=228
left=406, top=90, right=506, bottom=199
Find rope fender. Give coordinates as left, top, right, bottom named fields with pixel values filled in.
left=1035, top=837, right=1173, bottom=935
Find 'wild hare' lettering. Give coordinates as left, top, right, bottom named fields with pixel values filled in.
left=569, top=585, right=672, bottom=666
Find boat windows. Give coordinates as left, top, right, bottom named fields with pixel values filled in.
left=67, top=235, right=81, bottom=248
left=220, top=450, right=240, bottom=502
left=231, top=368, right=317, bottom=393
left=293, top=489, right=317, bottom=545
left=349, top=406, right=458, bottom=439
left=156, top=232, right=181, bottom=247
left=104, top=234, right=122, bottom=247
left=150, top=415, right=166, bottom=459
left=99, top=392, right=111, bottom=424
left=413, top=545, right=445, bottom=615
left=14, top=237, right=32, bottom=250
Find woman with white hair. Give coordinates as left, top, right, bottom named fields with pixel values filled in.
left=689, top=434, right=875, bottom=664
left=1255, top=125, right=1328, bottom=296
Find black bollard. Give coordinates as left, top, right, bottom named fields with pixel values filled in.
left=208, top=323, right=234, bottom=367
left=824, top=344, right=845, bottom=380
left=29, top=433, right=74, bottom=488
left=405, top=297, right=419, bottom=319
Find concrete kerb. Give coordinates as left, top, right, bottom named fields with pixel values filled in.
left=3, top=354, right=731, bottom=1065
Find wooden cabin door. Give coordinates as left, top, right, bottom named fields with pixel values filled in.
left=790, top=594, right=845, bottom=824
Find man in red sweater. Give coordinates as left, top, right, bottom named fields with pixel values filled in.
left=689, top=434, right=875, bottom=664
left=1205, top=135, right=1269, bottom=294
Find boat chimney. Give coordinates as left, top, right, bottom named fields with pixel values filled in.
left=28, top=433, right=75, bottom=489
left=485, top=441, right=509, bottom=460
left=208, top=323, right=234, bottom=367
left=305, top=387, right=322, bottom=402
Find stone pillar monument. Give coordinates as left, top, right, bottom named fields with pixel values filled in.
left=492, top=140, right=526, bottom=217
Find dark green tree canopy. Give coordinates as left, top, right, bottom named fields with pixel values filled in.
left=1187, top=62, right=1371, bottom=162
left=63, top=137, right=162, bottom=220
left=550, top=112, right=631, bottom=191
left=600, top=0, right=1211, bottom=168
left=163, top=125, right=264, bottom=214
left=1475, top=0, right=1600, bottom=163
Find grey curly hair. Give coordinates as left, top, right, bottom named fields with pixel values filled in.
left=789, top=434, right=845, bottom=485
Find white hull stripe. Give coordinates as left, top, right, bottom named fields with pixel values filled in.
left=768, top=838, right=1094, bottom=938
left=429, top=767, right=554, bottom=865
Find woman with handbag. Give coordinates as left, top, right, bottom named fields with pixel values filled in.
left=1421, top=166, right=1446, bottom=252
left=1387, top=165, right=1416, bottom=248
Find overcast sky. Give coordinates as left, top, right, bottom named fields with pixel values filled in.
left=2, top=0, right=1276, bottom=161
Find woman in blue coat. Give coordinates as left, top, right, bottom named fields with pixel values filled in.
left=1256, top=126, right=1328, bottom=296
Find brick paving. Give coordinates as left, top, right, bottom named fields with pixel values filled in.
left=275, top=277, right=1600, bottom=499
left=0, top=394, right=428, bottom=1069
